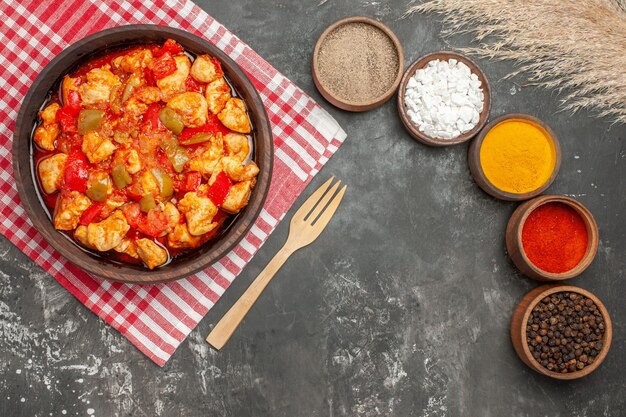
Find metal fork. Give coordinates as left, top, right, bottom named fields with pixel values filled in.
left=206, top=177, right=347, bottom=350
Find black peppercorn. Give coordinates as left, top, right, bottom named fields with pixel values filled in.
left=526, top=292, right=605, bottom=373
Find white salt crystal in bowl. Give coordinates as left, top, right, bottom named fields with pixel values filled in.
left=397, top=51, right=492, bottom=147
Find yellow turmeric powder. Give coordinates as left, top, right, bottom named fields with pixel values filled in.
left=479, top=119, right=557, bottom=194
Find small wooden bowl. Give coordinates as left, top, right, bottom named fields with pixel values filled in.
left=397, top=51, right=491, bottom=147
left=312, top=16, right=404, bottom=112
left=468, top=113, right=561, bottom=201
left=511, top=284, right=612, bottom=380
left=506, top=195, right=599, bottom=281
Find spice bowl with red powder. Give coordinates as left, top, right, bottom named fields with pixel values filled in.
left=506, top=195, right=599, bottom=281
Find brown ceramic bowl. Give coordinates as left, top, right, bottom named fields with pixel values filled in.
left=12, top=25, right=273, bottom=284
left=312, top=16, right=404, bottom=112
left=506, top=195, right=599, bottom=281
left=468, top=113, right=561, bottom=201
left=397, top=51, right=491, bottom=147
left=511, top=284, right=612, bottom=380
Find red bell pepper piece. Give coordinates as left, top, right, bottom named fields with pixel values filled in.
left=152, top=39, right=184, bottom=57
left=151, top=52, right=177, bottom=80
left=62, top=150, right=89, bottom=193
left=207, top=171, right=232, bottom=206
left=144, top=66, right=156, bottom=87
left=179, top=114, right=230, bottom=143
left=56, top=106, right=78, bottom=133
left=65, top=90, right=81, bottom=115
left=182, top=171, right=203, bottom=192
left=79, top=202, right=105, bottom=226
left=143, top=103, right=164, bottom=131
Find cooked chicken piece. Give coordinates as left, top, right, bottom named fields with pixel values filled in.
left=133, top=86, right=161, bottom=103
left=34, top=124, right=60, bottom=151
left=105, top=192, right=127, bottom=211
left=223, top=132, right=250, bottom=162
left=87, top=171, right=113, bottom=198
left=221, top=180, right=254, bottom=214
left=177, top=191, right=218, bottom=236
left=112, top=48, right=153, bottom=74
left=78, top=65, right=121, bottom=106
left=34, top=103, right=61, bottom=151
left=162, top=202, right=181, bottom=232
left=61, top=76, right=79, bottom=105
left=40, top=102, right=60, bottom=124
left=188, top=135, right=224, bottom=174
left=135, top=238, right=168, bottom=269
left=190, top=55, right=223, bottom=83
left=74, top=225, right=95, bottom=249
left=53, top=191, right=91, bottom=230
left=166, top=92, right=208, bottom=128
left=139, top=170, right=160, bottom=197
left=167, top=223, right=204, bottom=249
left=205, top=77, right=231, bottom=115
left=86, top=210, right=130, bottom=251
left=220, top=156, right=259, bottom=182
left=113, top=148, right=142, bottom=174
left=218, top=97, right=251, bottom=133
left=82, top=131, right=116, bottom=163
left=113, top=237, right=139, bottom=259
left=156, top=55, right=191, bottom=100
left=124, top=86, right=161, bottom=118
left=38, top=153, right=67, bottom=194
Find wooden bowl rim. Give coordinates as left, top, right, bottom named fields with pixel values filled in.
left=311, top=16, right=404, bottom=112
left=514, top=284, right=612, bottom=380
left=12, top=24, right=274, bottom=283
left=468, top=113, right=561, bottom=201
left=511, top=195, right=599, bottom=281
left=396, top=50, right=492, bottom=147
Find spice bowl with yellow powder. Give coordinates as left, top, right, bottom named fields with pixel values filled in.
left=468, top=113, right=561, bottom=201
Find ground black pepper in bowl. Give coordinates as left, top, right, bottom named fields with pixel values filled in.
left=526, top=292, right=606, bottom=374
left=312, top=16, right=404, bottom=112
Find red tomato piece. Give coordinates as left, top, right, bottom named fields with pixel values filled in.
left=211, top=57, right=224, bottom=79
left=62, top=150, right=89, bottom=193
left=205, top=113, right=230, bottom=136
left=152, top=39, right=184, bottom=57
left=183, top=172, right=203, bottom=192
left=185, top=76, right=202, bottom=92
left=79, top=202, right=105, bottom=226
left=56, top=106, right=78, bottom=133
left=151, top=52, right=177, bottom=80
left=143, top=103, right=164, bottom=131
left=137, top=209, right=169, bottom=237
left=207, top=171, right=232, bottom=206
left=156, top=148, right=175, bottom=173
left=121, top=203, right=143, bottom=228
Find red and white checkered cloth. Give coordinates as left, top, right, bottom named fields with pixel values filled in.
left=0, top=0, right=345, bottom=366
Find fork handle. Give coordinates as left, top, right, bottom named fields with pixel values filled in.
left=206, top=245, right=295, bottom=350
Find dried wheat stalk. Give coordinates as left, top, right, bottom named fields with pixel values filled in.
left=405, top=0, right=626, bottom=123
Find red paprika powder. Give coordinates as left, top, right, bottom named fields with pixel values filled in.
left=521, top=202, right=588, bottom=273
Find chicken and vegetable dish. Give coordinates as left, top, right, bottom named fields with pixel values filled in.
left=33, top=39, right=259, bottom=269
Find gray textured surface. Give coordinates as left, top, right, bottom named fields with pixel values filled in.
left=1, top=1, right=625, bottom=416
